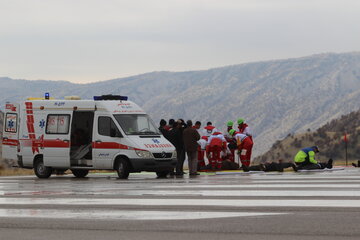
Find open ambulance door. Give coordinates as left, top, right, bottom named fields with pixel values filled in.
left=43, top=113, right=72, bottom=167
left=2, top=103, right=20, bottom=161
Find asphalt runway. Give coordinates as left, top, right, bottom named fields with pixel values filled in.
left=1, top=168, right=360, bottom=240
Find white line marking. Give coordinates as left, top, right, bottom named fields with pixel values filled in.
left=252, top=180, right=360, bottom=183
left=251, top=175, right=360, bottom=180
left=1, top=198, right=360, bottom=208
left=106, top=190, right=360, bottom=197
left=153, top=184, right=360, bottom=189
left=0, top=209, right=286, bottom=220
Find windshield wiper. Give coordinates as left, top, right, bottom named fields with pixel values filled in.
left=129, top=131, right=158, bottom=135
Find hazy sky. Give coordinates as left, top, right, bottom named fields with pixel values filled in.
left=1, top=0, right=359, bottom=83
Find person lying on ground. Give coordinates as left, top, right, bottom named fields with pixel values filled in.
left=242, top=159, right=297, bottom=172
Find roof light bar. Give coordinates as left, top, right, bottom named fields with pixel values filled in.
left=93, top=95, right=128, bottom=101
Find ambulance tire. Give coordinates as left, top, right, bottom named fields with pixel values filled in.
left=34, top=158, right=52, bottom=179
left=156, top=171, right=169, bottom=178
left=116, top=158, right=130, bottom=179
left=71, top=169, right=89, bottom=178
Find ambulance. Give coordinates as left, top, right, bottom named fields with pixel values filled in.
left=2, top=94, right=177, bottom=179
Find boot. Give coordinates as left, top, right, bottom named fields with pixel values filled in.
left=326, top=158, right=333, bottom=169
left=242, top=165, right=249, bottom=172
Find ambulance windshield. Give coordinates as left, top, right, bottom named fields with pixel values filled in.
left=114, top=114, right=160, bottom=135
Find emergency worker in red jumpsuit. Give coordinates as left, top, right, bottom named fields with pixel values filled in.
left=202, top=122, right=218, bottom=138
left=229, top=129, right=253, bottom=167
left=224, top=121, right=235, bottom=162
left=197, top=136, right=208, bottom=170
left=237, top=118, right=252, bottom=141
left=206, top=132, right=227, bottom=170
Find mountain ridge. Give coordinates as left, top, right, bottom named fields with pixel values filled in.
left=1, top=51, right=360, bottom=157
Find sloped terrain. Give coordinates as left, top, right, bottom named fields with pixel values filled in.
left=255, top=110, right=360, bottom=163
left=1, top=52, right=360, bottom=156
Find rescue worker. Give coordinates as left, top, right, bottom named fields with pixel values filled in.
left=197, top=136, right=208, bottom=170
left=229, top=129, right=253, bottom=167
left=224, top=121, right=236, bottom=162
left=202, top=122, right=218, bottom=137
left=237, top=118, right=252, bottom=140
left=206, top=131, right=227, bottom=170
left=224, top=121, right=234, bottom=141
left=294, top=146, right=333, bottom=170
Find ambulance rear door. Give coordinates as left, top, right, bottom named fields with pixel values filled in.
left=2, top=103, right=20, bottom=160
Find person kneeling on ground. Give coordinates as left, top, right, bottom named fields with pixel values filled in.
left=294, top=146, right=333, bottom=170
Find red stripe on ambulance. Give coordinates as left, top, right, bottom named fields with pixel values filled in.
left=2, top=139, right=18, bottom=146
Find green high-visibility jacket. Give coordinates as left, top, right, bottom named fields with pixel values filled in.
left=294, top=147, right=317, bottom=164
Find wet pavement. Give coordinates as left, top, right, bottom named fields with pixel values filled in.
left=1, top=168, right=360, bottom=240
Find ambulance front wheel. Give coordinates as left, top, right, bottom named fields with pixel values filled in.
left=116, top=158, right=130, bottom=179
left=34, top=158, right=52, bottom=179
left=71, top=169, right=89, bottom=178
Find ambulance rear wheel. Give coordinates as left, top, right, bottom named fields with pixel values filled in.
left=116, top=159, right=130, bottom=179
left=34, top=158, right=52, bottom=179
left=71, top=169, right=89, bottom=178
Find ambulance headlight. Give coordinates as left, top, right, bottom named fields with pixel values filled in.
left=172, top=150, right=177, bottom=159
left=135, top=150, right=153, bottom=158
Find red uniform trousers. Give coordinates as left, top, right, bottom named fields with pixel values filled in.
left=206, top=145, right=223, bottom=170
left=238, top=137, right=253, bottom=167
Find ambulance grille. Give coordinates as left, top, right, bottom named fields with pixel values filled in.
left=153, top=152, right=173, bottom=158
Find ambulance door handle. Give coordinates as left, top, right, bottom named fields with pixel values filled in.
left=95, top=140, right=102, bottom=143
left=3, top=137, right=8, bottom=140
left=63, top=139, right=69, bottom=142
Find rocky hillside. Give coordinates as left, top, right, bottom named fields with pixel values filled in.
left=2, top=52, right=360, bottom=156
left=255, top=109, right=360, bottom=163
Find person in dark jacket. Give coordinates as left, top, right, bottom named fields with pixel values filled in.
left=159, top=119, right=171, bottom=141
left=172, top=120, right=186, bottom=175
left=183, top=120, right=201, bottom=175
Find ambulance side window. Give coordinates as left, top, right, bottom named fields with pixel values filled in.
left=46, top=114, right=70, bottom=134
left=5, top=113, right=18, bottom=133
left=98, top=116, right=122, bottom=137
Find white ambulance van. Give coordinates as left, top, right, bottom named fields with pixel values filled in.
left=2, top=94, right=177, bottom=179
